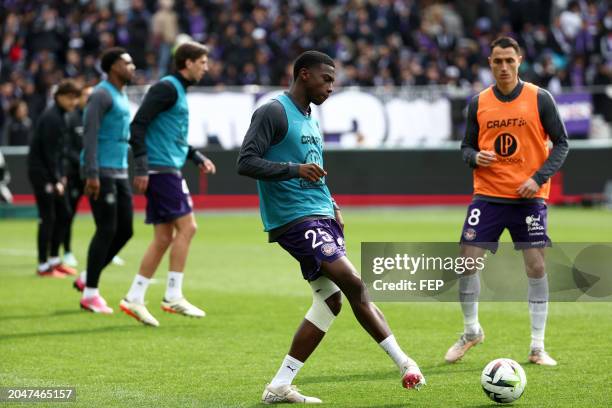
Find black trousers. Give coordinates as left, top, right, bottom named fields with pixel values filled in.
left=85, top=177, right=133, bottom=288
left=29, top=171, right=69, bottom=264
left=63, top=171, right=84, bottom=252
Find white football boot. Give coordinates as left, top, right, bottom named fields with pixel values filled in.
left=261, top=384, right=322, bottom=404
left=445, top=327, right=485, bottom=363
left=528, top=348, right=557, bottom=366
left=112, top=255, right=125, bottom=266
left=63, top=252, right=78, bottom=267
left=119, top=299, right=160, bottom=327
left=161, top=298, right=206, bottom=318
left=400, top=358, right=426, bottom=390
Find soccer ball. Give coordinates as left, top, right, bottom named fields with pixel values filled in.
left=481, top=358, right=527, bottom=404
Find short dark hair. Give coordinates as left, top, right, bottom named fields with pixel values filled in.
left=293, top=50, right=335, bottom=81
left=55, top=79, right=81, bottom=97
left=490, top=36, right=520, bottom=54
left=100, top=47, right=128, bottom=73
left=174, top=42, right=209, bottom=70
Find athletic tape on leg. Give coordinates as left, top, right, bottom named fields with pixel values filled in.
left=305, top=276, right=341, bottom=332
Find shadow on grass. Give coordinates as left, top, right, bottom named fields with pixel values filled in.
left=247, top=403, right=413, bottom=408
left=345, top=405, right=422, bottom=408
left=470, top=405, right=525, bottom=408
left=0, top=309, right=82, bottom=321
left=0, top=324, right=146, bottom=341
left=296, top=363, right=481, bottom=386
left=299, top=370, right=397, bottom=384
left=419, top=362, right=482, bottom=375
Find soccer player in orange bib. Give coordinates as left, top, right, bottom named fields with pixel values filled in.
left=446, top=37, right=569, bottom=366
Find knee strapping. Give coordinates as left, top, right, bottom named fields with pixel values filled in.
left=305, top=276, right=341, bottom=332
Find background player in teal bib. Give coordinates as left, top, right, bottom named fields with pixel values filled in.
left=237, top=51, right=425, bottom=404
left=78, top=48, right=135, bottom=313
left=118, top=42, right=216, bottom=327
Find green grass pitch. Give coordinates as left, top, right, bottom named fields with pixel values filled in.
left=1, top=207, right=610, bottom=407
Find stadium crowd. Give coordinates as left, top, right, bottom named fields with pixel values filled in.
left=1, top=0, right=611, bottom=145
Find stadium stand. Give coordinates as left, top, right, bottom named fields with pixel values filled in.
left=0, top=0, right=610, bottom=146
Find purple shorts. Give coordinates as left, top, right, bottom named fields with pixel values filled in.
left=277, top=218, right=346, bottom=281
left=459, top=200, right=551, bottom=252
left=145, top=173, right=193, bottom=225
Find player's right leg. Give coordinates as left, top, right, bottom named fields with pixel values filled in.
left=262, top=277, right=341, bottom=404
left=321, top=256, right=426, bottom=390
left=120, top=223, right=173, bottom=327
left=445, top=244, right=486, bottom=363
left=445, top=200, right=505, bottom=363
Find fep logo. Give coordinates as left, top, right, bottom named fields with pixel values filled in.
left=494, top=133, right=518, bottom=157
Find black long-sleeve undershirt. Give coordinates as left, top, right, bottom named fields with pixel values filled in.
left=236, top=98, right=300, bottom=180
left=129, top=72, right=207, bottom=176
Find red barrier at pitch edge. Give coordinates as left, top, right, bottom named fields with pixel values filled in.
left=12, top=194, right=475, bottom=211
left=10, top=174, right=580, bottom=213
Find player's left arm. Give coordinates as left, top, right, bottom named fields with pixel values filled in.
left=517, top=89, right=570, bottom=198
left=188, top=146, right=216, bottom=175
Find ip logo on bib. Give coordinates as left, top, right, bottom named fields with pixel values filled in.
left=494, top=133, right=518, bottom=157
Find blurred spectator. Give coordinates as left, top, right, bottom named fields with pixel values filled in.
left=181, top=0, right=207, bottom=43
left=152, top=0, right=178, bottom=76
left=127, top=0, right=151, bottom=69
left=559, top=1, right=583, bottom=40
left=592, top=61, right=612, bottom=122
left=2, top=100, right=32, bottom=146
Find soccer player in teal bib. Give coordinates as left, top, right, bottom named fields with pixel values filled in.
left=238, top=51, right=425, bottom=404
left=118, top=42, right=216, bottom=327
left=79, top=48, right=135, bottom=313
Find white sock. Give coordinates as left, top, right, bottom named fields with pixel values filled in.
left=165, top=271, right=184, bottom=301
left=379, top=334, right=409, bottom=370
left=49, top=256, right=61, bottom=266
left=38, top=262, right=49, bottom=272
left=126, top=275, right=151, bottom=304
left=528, top=275, right=549, bottom=350
left=80, top=270, right=87, bottom=282
left=459, top=273, right=481, bottom=335
left=269, top=355, right=304, bottom=387
left=83, top=287, right=99, bottom=299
